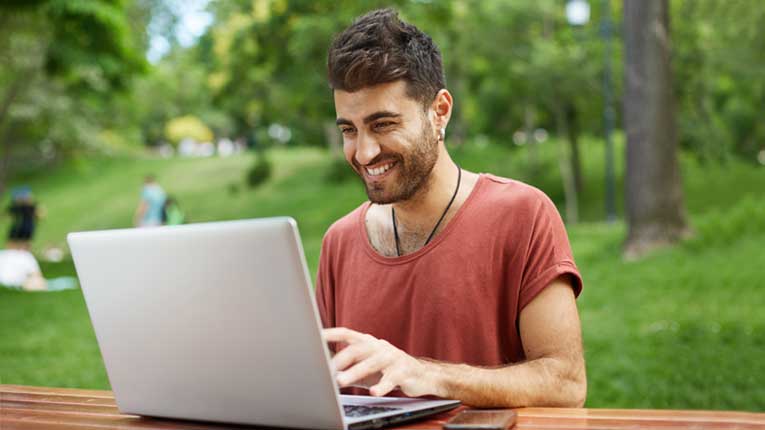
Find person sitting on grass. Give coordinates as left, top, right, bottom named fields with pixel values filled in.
left=0, top=249, right=47, bottom=291
left=317, top=9, right=586, bottom=408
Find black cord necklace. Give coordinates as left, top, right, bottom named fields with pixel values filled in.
left=392, top=164, right=461, bottom=257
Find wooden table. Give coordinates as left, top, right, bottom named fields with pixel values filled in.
left=2, top=385, right=764, bottom=429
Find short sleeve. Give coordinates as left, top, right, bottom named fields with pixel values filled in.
left=314, top=234, right=336, bottom=329
left=518, top=194, right=583, bottom=310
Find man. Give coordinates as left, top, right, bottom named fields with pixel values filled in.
left=317, top=9, right=586, bottom=408
left=133, top=175, right=167, bottom=227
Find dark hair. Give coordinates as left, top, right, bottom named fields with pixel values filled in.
left=327, top=8, right=445, bottom=106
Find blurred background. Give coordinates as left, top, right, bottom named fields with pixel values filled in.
left=0, top=0, right=763, bottom=411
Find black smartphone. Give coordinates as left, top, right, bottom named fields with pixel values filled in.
left=443, top=409, right=517, bottom=430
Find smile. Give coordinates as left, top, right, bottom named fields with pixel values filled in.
left=365, top=162, right=396, bottom=177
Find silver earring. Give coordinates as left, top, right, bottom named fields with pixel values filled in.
left=439, top=128, right=446, bottom=141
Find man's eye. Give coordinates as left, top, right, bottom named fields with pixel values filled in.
left=340, top=127, right=356, bottom=134
left=374, top=122, right=394, bottom=130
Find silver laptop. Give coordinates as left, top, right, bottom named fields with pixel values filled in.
left=68, top=217, right=459, bottom=430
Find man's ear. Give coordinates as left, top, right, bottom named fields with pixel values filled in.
left=431, top=89, right=453, bottom=134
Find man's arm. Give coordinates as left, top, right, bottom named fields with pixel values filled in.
left=323, top=276, right=586, bottom=408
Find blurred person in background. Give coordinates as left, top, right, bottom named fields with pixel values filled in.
left=133, top=175, right=167, bottom=227
left=0, top=248, right=47, bottom=291
left=6, top=186, right=44, bottom=251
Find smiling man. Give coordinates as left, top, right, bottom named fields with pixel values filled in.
left=316, top=9, right=586, bottom=408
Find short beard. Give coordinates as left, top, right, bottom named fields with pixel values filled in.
left=354, top=119, right=439, bottom=205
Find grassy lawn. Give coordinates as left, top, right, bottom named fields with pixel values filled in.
left=1, top=139, right=764, bottom=411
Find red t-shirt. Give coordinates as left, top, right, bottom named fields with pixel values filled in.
left=316, top=174, right=582, bottom=369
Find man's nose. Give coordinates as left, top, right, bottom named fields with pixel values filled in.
left=354, top=132, right=381, bottom=166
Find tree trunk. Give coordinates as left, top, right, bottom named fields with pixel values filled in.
left=565, top=102, right=584, bottom=195
left=524, top=104, right=538, bottom=179
left=0, top=77, right=24, bottom=131
left=0, top=80, right=24, bottom=198
left=323, top=120, right=342, bottom=158
left=0, top=125, right=13, bottom=197
left=554, top=103, right=579, bottom=224
left=623, top=0, right=690, bottom=259
left=447, top=73, right=467, bottom=147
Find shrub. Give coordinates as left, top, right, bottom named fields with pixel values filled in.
left=247, top=153, right=272, bottom=188
left=685, top=195, right=765, bottom=251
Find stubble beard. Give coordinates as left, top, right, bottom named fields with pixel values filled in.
left=354, top=121, right=439, bottom=205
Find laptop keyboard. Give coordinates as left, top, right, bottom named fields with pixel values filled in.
left=343, top=404, right=401, bottom=417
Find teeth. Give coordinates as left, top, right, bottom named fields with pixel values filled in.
left=366, top=162, right=394, bottom=176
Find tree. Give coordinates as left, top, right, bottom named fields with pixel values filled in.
left=623, top=0, right=690, bottom=259
left=672, top=1, right=765, bottom=163
left=0, top=0, right=145, bottom=194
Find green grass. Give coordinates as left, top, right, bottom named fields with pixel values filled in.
left=1, top=139, right=764, bottom=411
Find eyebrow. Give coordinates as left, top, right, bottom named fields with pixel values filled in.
left=336, top=111, right=402, bottom=126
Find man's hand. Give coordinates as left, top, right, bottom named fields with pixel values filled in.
left=322, top=327, right=441, bottom=398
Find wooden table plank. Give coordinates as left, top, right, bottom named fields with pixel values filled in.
left=3, top=385, right=764, bottom=430
left=519, top=407, right=765, bottom=422
left=1, top=385, right=114, bottom=399
left=515, top=415, right=765, bottom=430
left=0, top=408, right=257, bottom=430
left=0, top=391, right=117, bottom=407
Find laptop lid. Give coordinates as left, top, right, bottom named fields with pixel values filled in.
left=68, top=218, right=346, bottom=429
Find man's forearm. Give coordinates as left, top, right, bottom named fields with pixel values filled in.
left=425, top=356, right=586, bottom=408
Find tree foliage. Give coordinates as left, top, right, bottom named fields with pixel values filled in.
left=0, top=0, right=146, bottom=192
left=672, top=0, right=765, bottom=162
left=200, top=1, right=606, bottom=149
left=3, top=0, right=765, bottom=219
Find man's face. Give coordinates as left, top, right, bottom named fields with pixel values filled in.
left=334, top=80, right=438, bottom=204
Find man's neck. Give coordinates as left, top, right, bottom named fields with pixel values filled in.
left=391, top=149, right=459, bottom=226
